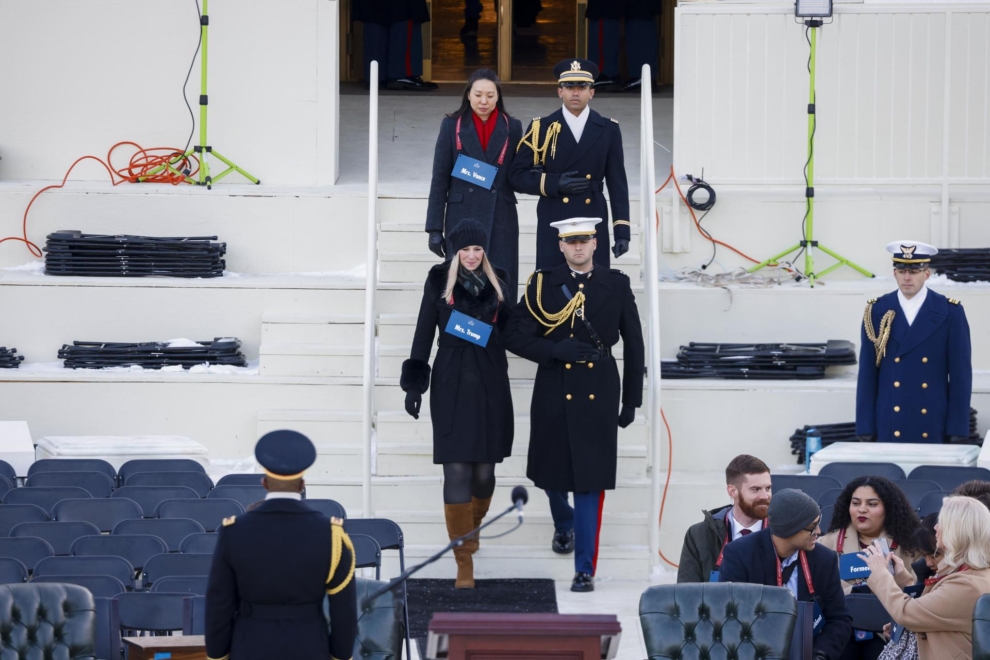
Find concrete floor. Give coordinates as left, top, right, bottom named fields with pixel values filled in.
left=337, top=89, right=674, bottom=198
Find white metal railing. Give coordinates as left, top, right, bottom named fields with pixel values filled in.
left=640, top=65, right=663, bottom=572
left=361, top=61, right=380, bottom=518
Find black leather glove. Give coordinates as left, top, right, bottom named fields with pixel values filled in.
left=404, top=391, right=422, bottom=419
left=558, top=171, right=591, bottom=194
left=550, top=338, right=599, bottom=362
left=946, top=435, right=969, bottom=444
left=618, top=404, right=636, bottom=428
left=612, top=238, right=629, bottom=258
left=428, top=231, right=446, bottom=258
left=857, top=435, right=877, bottom=443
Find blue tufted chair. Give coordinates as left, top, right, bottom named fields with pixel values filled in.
left=639, top=583, right=797, bottom=660
left=0, top=583, right=96, bottom=659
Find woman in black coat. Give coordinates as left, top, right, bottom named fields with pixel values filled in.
left=400, top=218, right=514, bottom=590
left=425, top=69, right=523, bottom=295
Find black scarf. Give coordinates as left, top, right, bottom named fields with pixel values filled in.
left=457, top=265, right=487, bottom=298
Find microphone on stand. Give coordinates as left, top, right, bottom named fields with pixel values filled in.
left=511, top=485, right=528, bottom=522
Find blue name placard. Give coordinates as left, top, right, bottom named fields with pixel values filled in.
left=444, top=309, right=492, bottom=347
left=812, top=602, right=825, bottom=636
left=840, top=553, right=873, bottom=581
left=451, top=154, right=498, bottom=190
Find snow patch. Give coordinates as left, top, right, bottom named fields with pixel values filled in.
left=1, top=261, right=45, bottom=273
left=164, top=338, right=205, bottom=348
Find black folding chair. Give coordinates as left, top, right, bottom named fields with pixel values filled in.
left=179, top=533, right=218, bottom=554
left=306, top=498, right=348, bottom=520
left=908, top=465, right=990, bottom=493
left=350, top=533, right=383, bottom=580
left=72, top=534, right=168, bottom=573
left=28, top=458, right=117, bottom=483
left=110, top=592, right=189, bottom=653
left=26, top=471, right=115, bottom=498
left=151, top=575, right=208, bottom=595
left=54, top=497, right=143, bottom=532
left=207, top=485, right=268, bottom=510
left=771, top=474, right=843, bottom=504
left=0, top=503, right=49, bottom=535
left=30, top=574, right=127, bottom=598
left=10, top=521, right=101, bottom=556
left=125, top=471, right=214, bottom=497
left=0, top=537, right=54, bottom=572
left=893, top=479, right=942, bottom=512
left=112, top=485, right=201, bottom=517
left=112, top=518, right=206, bottom=552
left=118, top=459, right=206, bottom=485
left=2, top=486, right=92, bottom=514
left=142, top=553, right=213, bottom=589
left=819, top=462, right=906, bottom=486
left=0, top=557, right=27, bottom=584
left=344, top=518, right=411, bottom=660
left=157, top=498, right=244, bottom=532
left=919, top=490, right=949, bottom=517
left=33, top=555, right=135, bottom=590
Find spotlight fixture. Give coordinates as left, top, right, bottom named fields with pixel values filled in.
left=795, top=0, right=832, bottom=19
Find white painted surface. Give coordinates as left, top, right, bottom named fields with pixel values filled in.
left=35, top=435, right=209, bottom=468
left=809, top=441, right=981, bottom=474
left=0, top=421, right=35, bottom=477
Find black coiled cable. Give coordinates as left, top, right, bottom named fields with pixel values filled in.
left=685, top=175, right=717, bottom=268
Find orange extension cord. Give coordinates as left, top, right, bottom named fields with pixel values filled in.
left=658, top=408, right=678, bottom=568
left=1, top=142, right=198, bottom=258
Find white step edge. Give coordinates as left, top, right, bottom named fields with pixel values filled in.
left=262, top=311, right=364, bottom=324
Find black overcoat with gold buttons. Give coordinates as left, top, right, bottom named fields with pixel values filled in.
left=508, top=107, right=630, bottom=271
left=503, top=263, right=644, bottom=492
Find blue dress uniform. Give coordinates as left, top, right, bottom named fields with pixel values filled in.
left=503, top=218, right=645, bottom=592
left=587, top=0, right=662, bottom=91
left=856, top=242, right=973, bottom=444
left=508, top=60, right=630, bottom=272
left=206, top=431, right=358, bottom=660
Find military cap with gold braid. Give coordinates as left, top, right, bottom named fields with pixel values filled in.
left=886, top=239, right=938, bottom=270
left=554, top=58, right=600, bottom=86
left=255, top=429, right=316, bottom=482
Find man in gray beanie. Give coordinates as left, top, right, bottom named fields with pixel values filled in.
left=720, top=488, right=852, bottom=660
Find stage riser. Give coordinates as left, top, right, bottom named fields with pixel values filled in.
left=260, top=349, right=364, bottom=378
left=377, top=351, right=626, bottom=381
left=261, top=317, right=365, bottom=346
left=380, top=254, right=643, bottom=285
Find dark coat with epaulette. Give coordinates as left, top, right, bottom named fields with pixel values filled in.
left=401, top=263, right=514, bottom=464
left=855, top=288, right=972, bottom=443
left=205, top=499, right=357, bottom=660
left=426, top=113, right=524, bottom=294
left=351, top=0, right=430, bottom=25
left=502, top=263, right=644, bottom=492
left=508, top=108, right=630, bottom=271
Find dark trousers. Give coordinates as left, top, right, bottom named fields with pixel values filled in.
left=362, top=21, right=424, bottom=82
left=546, top=490, right=605, bottom=575
left=587, top=17, right=658, bottom=81
left=465, top=0, right=482, bottom=20
left=587, top=19, right=621, bottom=78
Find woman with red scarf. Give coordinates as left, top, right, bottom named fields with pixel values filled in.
left=426, top=69, right=523, bottom=296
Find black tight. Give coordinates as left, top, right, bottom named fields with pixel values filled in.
left=442, top=462, right=496, bottom=504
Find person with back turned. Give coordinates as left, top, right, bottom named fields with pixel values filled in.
left=508, top=59, right=631, bottom=271
left=856, top=240, right=972, bottom=444
left=205, top=430, right=357, bottom=660
left=503, top=217, right=644, bottom=593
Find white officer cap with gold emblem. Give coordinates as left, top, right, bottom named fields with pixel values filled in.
left=885, top=240, right=938, bottom=270
left=551, top=217, right=601, bottom=242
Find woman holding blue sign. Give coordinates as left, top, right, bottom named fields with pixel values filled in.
left=400, top=218, right=514, bottom=591
left=425, top=69, right=524, bottom=296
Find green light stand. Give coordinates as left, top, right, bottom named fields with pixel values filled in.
left=142, top=0, right=259, bottom=189
left=748, top=22, right=871, bottom=286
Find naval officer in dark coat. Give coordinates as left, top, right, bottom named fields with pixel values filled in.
left=856, top=240, right=973, bottom=444
left=503, top=217, right=644, bottom=592
left=508, top=59, right=631, bottom=271
left=205, top=431, right=357, bottom=660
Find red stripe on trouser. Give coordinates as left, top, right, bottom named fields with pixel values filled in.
left=597, top=22, right=605, bottom=72
left=405, top=20, right=414, bottom=77
left=592, top=491, right=606, bottom=575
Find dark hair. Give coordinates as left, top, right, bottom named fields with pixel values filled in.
left=725, top=455, right=770, bottom=486
left=951, top=480, right=990, bottom=499
left=447, top=69, right=510, bottom=120
left=910, top=512, right=939, bottom=555
left=827, top=476, right=920, bottom=552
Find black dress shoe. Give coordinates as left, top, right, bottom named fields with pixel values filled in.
left=552, top=529, right=575, bottom=554
left=571, top=572, right=594, bottom=592
left=385, top=76, right=439, bottom=91
left=593, top=75, right=623, bottom=90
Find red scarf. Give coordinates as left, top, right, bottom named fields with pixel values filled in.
left=472, top=107, right=499, bottom=152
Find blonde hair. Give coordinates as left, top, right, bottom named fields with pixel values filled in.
left=938, top=495, right=990, bottom=573
left=443, top=250, right=504, bottom=305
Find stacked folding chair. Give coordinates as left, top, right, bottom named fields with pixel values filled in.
left=59, top=338, right=247, bottom=370
left=0, top=347, right=23, bottom=368
left=43, top=231, right=226, bottom=278
left=930, top=248, right=990, bottom=282
left=661, top=340, right=857, bottom=379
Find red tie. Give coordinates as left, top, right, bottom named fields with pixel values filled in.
left=740, top=529, right=752, bottom=536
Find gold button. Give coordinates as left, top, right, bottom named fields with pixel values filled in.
left=894, top=406, right=900, bottom=412
left=588, top=362, right=594, bottom=369
left=569, top=334, right=574, bottom=338
left=922, top=383, right=928, bottom=389
left=894, top=381, right=900, bottom=388
left=922, top=408, right=927, bottom=414
left=566, top=394, right=572, bottom=401
left=895, top=357, right=900, bottom=363
left=923, top=433, right=929, bottom=438
left=922, top=357, right=928, bottom=363
left=563, top=197, right=569, bottom=203
left=585, top=199, right=591, bottom=204
left=585, top=174, right=592, bottom=179
left=565, top=363, right=571, bottom=370
left=589, top=394, right=595, bottom=401
left=578, top=283, right=584, bottom=289
left=894, top=431, right=901, bottom=437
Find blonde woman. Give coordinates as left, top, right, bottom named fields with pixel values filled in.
left=400, top=218, right=514, bottom=590
left=863, top=495, right=990, bottom=660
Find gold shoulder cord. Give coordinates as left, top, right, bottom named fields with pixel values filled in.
left=326, top=524, right=356, bottom=595
left=516, top=119, right=562, bottom=166
left=524, top=272, right=586, bottom=336
left=863, top=301, right=895, bottom=367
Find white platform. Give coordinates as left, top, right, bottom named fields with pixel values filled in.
left=810, top=441, right=981, bottom=476
left=35, top=435, right=210, bottom=469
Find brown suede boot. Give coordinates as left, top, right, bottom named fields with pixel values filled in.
left=463, top=496, right=492, bottom=555
left=444, top=503, right=475, bottom=589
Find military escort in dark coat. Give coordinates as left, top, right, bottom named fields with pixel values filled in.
left=508, top=60, right=630, bottom=271
left=206, top=431, right=357, bottom=660
left=856, top=241, right=972, bottom=444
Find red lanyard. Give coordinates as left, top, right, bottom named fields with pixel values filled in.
left=836, top=528, right=898, bottom=555
left=925, top=564, right=969, bottom=587
left=714, top=508, right=768, bottom=569
left=776, top=550, right=816, bottom=596
left=455, top=114, right=510, bottom=165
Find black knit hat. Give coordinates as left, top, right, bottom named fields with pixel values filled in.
left=448, top=218, right=489, bottom=254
